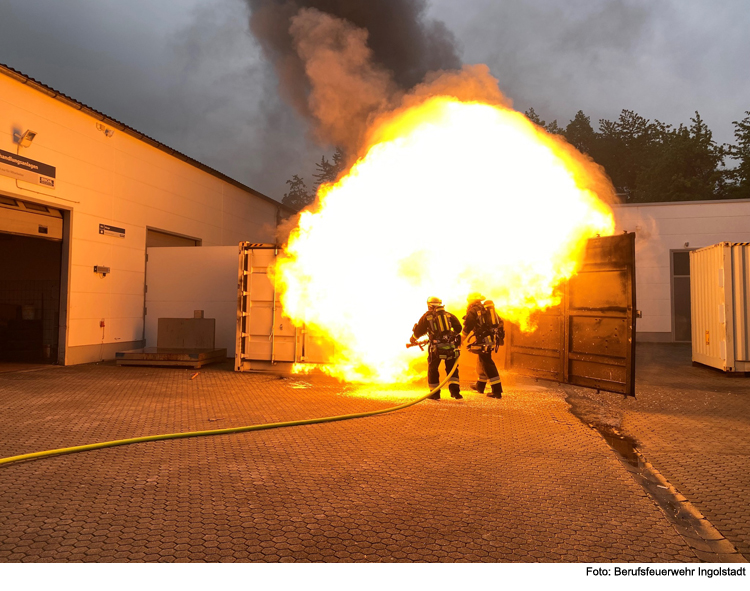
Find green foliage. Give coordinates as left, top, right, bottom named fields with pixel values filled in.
left=283, top=148, right=345, bottom=212
left=635, top=112, right=726, bottom=202
left=312, top=147, right=345, bottom=190
left=595, top=110, right=661, bottom=199
left=525, top=106, right=741, bottom=202
left=544, top=119, right=564, bottom=135
left=727, top=111, right=750, bottom=199
left=524, top=107, right=546, bottom=128
left=282, top=174, right=313, bottom=211
left=524, top=108, right=563, bottom=135
left=564, top=110, right=597, bottom=156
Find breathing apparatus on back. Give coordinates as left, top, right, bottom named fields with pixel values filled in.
left=465, top=294, right=505, bottom=354
left=407, top=296, right=461, bottom=358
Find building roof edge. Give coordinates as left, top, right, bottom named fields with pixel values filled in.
left=0, top=62, right=293, bottom=214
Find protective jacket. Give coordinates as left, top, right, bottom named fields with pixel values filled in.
left=462, top=300, right=505, bottom=353
left=413, top=308, right=462, bottom=359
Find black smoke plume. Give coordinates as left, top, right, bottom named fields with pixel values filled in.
left=246, top=0, right=462, bottom=153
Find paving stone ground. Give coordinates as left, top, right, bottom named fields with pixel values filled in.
left=565, top=343, right=750, bottom=562
left=0, top=349, right=715, bottom=563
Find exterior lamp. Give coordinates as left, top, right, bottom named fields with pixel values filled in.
left=18, top=130, right=37, bottom=148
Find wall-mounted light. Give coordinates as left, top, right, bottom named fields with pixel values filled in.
left=96, top=123, right=115, bottom=138
left=18, top=130, right=37, bottom=148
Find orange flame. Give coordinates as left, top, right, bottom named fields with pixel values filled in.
left=276, top=96, right=615, bottom=383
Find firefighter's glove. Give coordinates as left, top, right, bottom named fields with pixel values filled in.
left=409, top=335, right=417, bottom=345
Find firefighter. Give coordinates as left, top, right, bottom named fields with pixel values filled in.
left=462, top=293, right=505, bottom=398
left=410, top=297, right=463, bottom=400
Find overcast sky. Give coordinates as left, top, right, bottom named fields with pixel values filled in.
left=1, top=0, right=748, bottom=201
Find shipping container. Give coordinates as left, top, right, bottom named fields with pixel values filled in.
left=235, top=243, right=332, bottom=372
left=690, top=242, right=750, bottom=372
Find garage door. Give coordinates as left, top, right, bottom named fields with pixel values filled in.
left=0, top=196, right=63, bottom=363
left=0, top=195, right=62, bottom=240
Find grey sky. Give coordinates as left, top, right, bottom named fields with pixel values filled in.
left=1, top=0, right=748, bottom=201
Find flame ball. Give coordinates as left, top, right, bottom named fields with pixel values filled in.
left=277, top=97, right=615, bottom=383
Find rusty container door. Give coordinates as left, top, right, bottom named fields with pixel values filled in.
left=506, top=232, right=636, bottom=396
left=503, top=303, right=565, bottom=383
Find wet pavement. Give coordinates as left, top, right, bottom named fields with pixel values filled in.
left=0, top=344, right=746, bottom=562
left=565, top=343, right=750, bottom=562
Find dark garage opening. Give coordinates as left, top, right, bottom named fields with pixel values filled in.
left=0, top=232, right=62, bottom=364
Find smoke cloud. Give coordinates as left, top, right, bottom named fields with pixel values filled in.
left=246, top=0, right=464, bottom=155
left=288, top=9, right=396, bottom=153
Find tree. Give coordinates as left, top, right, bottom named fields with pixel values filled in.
left=524, top=107, right=562, bottom=135
left=635, top=112, right=726, bottom=202
left=312, top=147, right=345, bottom=191
left=524, top=107, right=732, bottom=202
left=282, top=174, right=313, bottom=211
left=564, top=110, right=597, bottom=156
left=281, top=148, right=346, bottom=211
left=726, top=111, right=750, bottom=199
left=524, top=107, right=546, bottom=128
left=544, top=119, right=564, bottom=135
left=595, top=109, right=660, bottom=199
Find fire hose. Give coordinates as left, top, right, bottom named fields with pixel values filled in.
left=0, top=355, right=459, bottom=468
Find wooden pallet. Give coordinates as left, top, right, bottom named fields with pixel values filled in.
left=115, top=347, right=227, bottom=368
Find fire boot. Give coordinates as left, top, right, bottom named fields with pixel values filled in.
left=449, top=384, right=463, bottom=400
left=470, top=381, right=486, bottom=394
left=428, top=389, right=441, bottom=400
left=487, top=383, right=503, bottom=399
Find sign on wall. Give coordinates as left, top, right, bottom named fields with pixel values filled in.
left=0, top=149, right=56, bottom=188
left=99, top=224, right=126, bottom=238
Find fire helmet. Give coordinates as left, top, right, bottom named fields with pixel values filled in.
left=427, top=296, right=443, bottom=308
left=467, top=292, right=485, bottom=304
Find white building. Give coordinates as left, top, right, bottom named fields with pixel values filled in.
left=614, top=199, right=750, bottom=342
left=0, top=64, right=289, bottom=365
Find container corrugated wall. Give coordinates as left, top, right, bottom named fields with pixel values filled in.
left=691, top=242, right=750, bottom=372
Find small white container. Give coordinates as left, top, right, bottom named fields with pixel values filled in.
left=691, top=242, right=750, bottom=372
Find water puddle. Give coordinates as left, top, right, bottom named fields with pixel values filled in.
left=600, top=432, right=641, bottom=469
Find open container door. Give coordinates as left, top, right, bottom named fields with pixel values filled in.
left=235, top=242, right=332, bottom=372
left=506, top=232, right=636, bottom=396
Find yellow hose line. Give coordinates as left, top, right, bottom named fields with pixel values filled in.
left=0, top=356, right=459, bottom=467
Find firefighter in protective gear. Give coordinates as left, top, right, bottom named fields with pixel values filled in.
left=411, top=297, right=463, bottom=400
left=462, top=293, right=505, bottom=398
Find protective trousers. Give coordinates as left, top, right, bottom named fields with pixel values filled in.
left=428, top=350, right=460, bottom=396
left=475, top=352, right=503, bottom=395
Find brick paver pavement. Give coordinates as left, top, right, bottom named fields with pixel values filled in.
left=0, top=359, right=698, bottom=562
left=565, top=343, right=750, bottom=562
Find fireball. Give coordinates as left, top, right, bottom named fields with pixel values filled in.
left=276, top=96, right=615, bottom=383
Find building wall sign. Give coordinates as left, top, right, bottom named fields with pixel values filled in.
left=99, top=224, right=126, bottom=238
left=0, top=149, right=56, bottom=188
